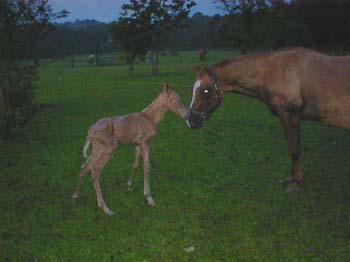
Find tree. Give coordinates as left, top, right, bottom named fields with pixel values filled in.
left=0, top=0, right=68, bottom=139
left=293, top=0, right=350, bottom=51
left=120, top=0, right=196, bottom=75
left=215, top=0, right=270, bottom=53
left=0, top=0, right=68, bottom=61
left=108, top=18, right=150, bottom=75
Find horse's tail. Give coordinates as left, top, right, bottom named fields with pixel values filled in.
left=83, top=129, right=92, bottom=158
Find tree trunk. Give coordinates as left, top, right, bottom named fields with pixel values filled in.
left=154, top=50, right=159, bottom=76
left=0, top=87, right=9, bottom=140
left=129, top=55, right=134, bottom=76
left=0, top=87, right=7, bottom=113
left=150, top=49, right=155, bottom=76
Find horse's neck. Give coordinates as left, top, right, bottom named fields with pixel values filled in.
left=142, top=97, right=166, bottom=125
left=213, top=56, right=266, bottom=99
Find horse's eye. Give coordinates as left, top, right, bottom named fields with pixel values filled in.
left=202, top=89, right=211, bottom=96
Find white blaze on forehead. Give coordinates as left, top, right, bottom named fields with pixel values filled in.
left=190, top=80, right=202, bottom=108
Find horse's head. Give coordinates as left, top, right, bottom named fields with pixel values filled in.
left=186, top=65, right=222, bottom=129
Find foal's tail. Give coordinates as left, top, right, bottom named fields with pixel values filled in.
left=82, top=129, right=92, bottom=158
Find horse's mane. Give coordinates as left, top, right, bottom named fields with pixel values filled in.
left=213, top=47, right=321, bottom=69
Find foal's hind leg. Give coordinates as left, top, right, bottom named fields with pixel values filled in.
left=140, top=142, right=155, bottom=206
left=91, top=143, right=117, bottom=216
left=127, top=145, right=141, bottom=187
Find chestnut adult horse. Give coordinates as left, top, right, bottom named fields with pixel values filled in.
left=186, top=47, right=350, bottom=192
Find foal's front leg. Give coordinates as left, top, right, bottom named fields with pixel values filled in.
left=140, top=142, right=155, bottom=206
left=127, top=145, right=141, bottom=187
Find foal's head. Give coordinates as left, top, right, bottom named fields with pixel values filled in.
left=186, top=65, right=222, bottom=129
left=160, top=83, right=189, bottom=119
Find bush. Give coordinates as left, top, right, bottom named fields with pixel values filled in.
left=0, top=63, right=38, bottom=141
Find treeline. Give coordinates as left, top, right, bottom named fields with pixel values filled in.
left=35, top=14, right=226, bottom=57
left=37, top=0, right=350, bottom=59
left=35, top=20, right=112, bottom=58
left=214, top=0, right=350, bottom=53
left=171, top=0, right=350, bottom=52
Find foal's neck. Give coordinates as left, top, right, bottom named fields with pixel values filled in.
left=142, top=96, right=167, bottom=125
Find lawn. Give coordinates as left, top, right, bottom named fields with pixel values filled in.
left=1, top=51, right=350, bottom=261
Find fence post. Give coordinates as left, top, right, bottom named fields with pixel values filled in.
left=71, top=49, right=74, bottom=67
left=0, top=88, right=7, bottom=113
left=0, top=87, right=10, bottom=140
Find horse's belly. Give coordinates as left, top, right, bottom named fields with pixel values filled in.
left=323, top=111, right=350, bottom=129
left=308, top=102, right=350, bottom=129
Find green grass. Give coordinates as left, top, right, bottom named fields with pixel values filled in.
left=1, top=51, right=350, bottom=261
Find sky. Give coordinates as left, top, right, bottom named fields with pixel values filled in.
left=49, top=0, right=222, bottom=23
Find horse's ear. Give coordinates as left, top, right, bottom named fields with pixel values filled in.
left=192, top=64, right=201, bottom=73
left=163, top=83, right=170, bottom=94
left=203, top=67, right=210, bottom=75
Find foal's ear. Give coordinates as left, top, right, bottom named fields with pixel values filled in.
left=192, top=64, right=201, bottom=73
left=163, top=83, right=170, bottom=94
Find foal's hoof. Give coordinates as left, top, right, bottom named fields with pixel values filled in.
left=72, top=192, right=79, bottom=200
left=147, top=196, right=155, bottom=207
left=127, top=180, right=133, bottom=187
left=104, top=208, right=114, bottom=216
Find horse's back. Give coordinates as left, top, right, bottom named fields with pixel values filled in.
left=286, top=49, right=350, bottom=128
left=262, top=48, right=350, bottom=128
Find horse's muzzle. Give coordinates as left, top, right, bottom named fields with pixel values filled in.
left=186, top=111, right=203, bottom=129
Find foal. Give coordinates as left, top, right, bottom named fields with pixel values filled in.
left=72, top=84, right=189, bottom=216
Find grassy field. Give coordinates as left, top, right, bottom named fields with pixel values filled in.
left=1, top=51, right=350, bottom=261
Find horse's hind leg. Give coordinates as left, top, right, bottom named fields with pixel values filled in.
left=72, top=156, right=92, bottom=199
left=91, top=143, right=117, bottom=216
left=127, top=145, right=141, bottom=187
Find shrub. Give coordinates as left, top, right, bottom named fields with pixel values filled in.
left=0, top=62, right=38, bottom=140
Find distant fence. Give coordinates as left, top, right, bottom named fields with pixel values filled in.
left=40, top=52, right=125, bottom=68
left=96, top=54, right=120, bottom=66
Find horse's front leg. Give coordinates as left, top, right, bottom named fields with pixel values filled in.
left=140, top=142, right=155, bottom=206
left=279, top=112, right=303, bottom=192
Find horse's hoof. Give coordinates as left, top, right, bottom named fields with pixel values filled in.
left=282, top=176, right=294, bottom=185
left=127, top=180, right=132, bottom=187
left=285, top=181, right=299, bottom=193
